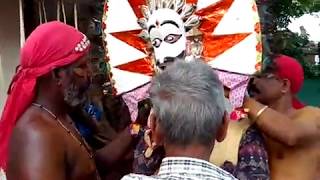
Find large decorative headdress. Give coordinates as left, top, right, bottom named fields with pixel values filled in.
left=137, top=0, right=201, bottom=72
left=103, top=0, right=261, bottom=95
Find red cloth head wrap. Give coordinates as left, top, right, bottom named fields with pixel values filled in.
left=0, top=21, right=90, bottom=170
left=274, top=55, right=305, bottom=109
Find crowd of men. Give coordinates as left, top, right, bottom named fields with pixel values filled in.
left=0, top=22, right=319, bottom=180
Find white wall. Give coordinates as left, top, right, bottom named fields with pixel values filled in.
left=0, top=1, right=20, bottom=114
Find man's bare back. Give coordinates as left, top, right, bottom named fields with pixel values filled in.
left=264, top=106, right=320, bottom=180
left=7, top=107, right=99, bottom=180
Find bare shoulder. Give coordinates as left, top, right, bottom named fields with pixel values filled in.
left=301, top=106, right=320, bottom=113
left=9, top=107, right=65, bottom=162
left=12, top=107, right=63, bottom=144
left=294, top=106, right=320, bottom=123
left=8, top=107, right=66, bottom=180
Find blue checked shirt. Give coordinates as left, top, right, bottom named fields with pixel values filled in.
left=122, top=157, right=238, bottom=180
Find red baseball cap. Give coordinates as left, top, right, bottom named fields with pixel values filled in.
left=274, top=55, right=305, bottom=109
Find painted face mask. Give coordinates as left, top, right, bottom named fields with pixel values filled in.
left=102, top=0, right=262, bottom=97
left=147, top=9, right=186, bottom=71
left=138, top=0, right=200, bottom=72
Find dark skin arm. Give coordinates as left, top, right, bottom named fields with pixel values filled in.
left=94, top=99, right=151, bottom=169
left=94, top=126, right=133, bottom=171
left=244, top=97, right=320, bottom=146
left=7, top=120, right=66, bottom=180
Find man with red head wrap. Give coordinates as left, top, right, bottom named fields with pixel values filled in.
left=244, top=54, right=320, bottom=180
left=0, top=21, right=100, bottom=180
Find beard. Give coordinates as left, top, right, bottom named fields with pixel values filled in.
left=63, top=83, right=87, bottom=107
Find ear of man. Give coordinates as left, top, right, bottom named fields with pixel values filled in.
left=215, top=111, right=229, bottom=143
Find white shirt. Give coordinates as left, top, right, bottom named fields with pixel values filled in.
left=122, top=157, right=237, bottom=180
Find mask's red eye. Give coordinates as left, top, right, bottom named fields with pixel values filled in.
left=164, top=34, right=182, bottom=44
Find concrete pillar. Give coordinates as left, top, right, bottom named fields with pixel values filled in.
left=0, top=0, right=20, bottom=114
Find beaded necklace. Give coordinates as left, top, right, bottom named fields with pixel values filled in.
left=32, top=103, right=94, bottom=159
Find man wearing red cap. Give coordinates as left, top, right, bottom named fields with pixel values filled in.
left=244, top=54, right=320, bottom=180
left=0, top=21, right=102, bottom=180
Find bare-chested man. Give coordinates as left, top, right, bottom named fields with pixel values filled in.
left=0, top=21, right=136, bottom=180
left=244, top=55, right=320, bottom=180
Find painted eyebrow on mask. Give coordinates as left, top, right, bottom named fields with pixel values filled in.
left=160, top=20, right=179, bottom=28
left=148, top=25, right=156, bottom=33
left=148, top=20, right=179, bottom=33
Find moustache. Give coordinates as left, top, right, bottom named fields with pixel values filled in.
left=248, top=82, right=261, bottom=97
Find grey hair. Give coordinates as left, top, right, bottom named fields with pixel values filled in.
left=150, top=59, right=225, bottom=146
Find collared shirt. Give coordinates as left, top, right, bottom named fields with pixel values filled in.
left=122, top=157, right=237, bottom=180
left=132, top=126, right=269, bottom=179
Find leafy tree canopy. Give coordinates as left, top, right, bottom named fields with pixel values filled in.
left=259, top=0, right=320, bottom=78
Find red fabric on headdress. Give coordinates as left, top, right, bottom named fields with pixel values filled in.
left=0, top=21, right=90, bottom=170
left=274, top=55, right=305, bottom=109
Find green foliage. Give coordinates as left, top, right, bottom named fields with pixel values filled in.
left=261, top=0, right=320, bottom=78
left=270, top=0, right=320, bottom=28
left=273, top=31, right=309, bottom=59
left=275, top=31, right=320, bottom=78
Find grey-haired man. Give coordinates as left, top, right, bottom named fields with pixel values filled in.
left=122, top=60, right=237, bottom=180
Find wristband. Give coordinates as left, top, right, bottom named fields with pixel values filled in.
left=254, top=105, right=268, bottom=123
